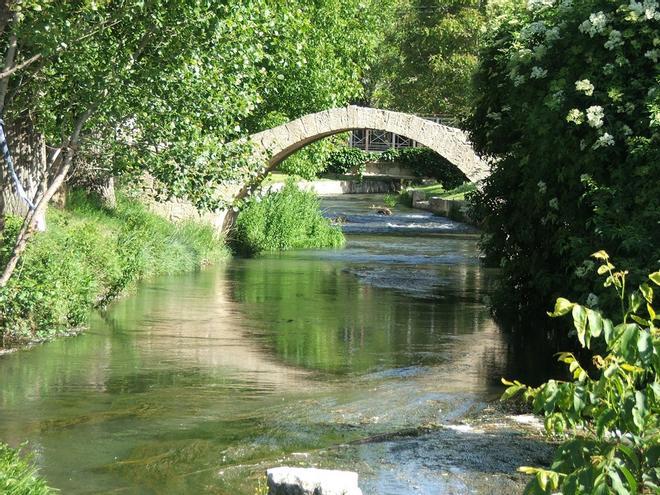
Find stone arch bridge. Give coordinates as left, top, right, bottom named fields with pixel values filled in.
left=249, top=105, right=490, bottom=183
left=220, top=106, right=489, bottom=230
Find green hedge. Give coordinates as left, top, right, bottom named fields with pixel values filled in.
left=468, top=0, right=660, bottom=321
left=324, top=146, right=467, bottom=188
left=234, top=180, right=345, bottom=255
left=0, top=191, right=228, bottom=346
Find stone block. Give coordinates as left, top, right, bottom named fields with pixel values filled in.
left=266, top=467, right=362, bottom=495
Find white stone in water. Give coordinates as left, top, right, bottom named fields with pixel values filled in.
left=266, top=467, right=363, bottom=495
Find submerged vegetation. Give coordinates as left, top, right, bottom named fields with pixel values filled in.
left=0, top=192, right=227, bottom=347
left=503, top=253, right=659, bottom=494
left=0, top=443, right=53, bottom=495
left=234, top=181, right=345, bottom=255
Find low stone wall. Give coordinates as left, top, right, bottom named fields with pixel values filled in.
left=267, top=178, right=400, bottom=195
left=411, top=191, right=476, bottom=225
left=133, top=174, right=235, bottom=232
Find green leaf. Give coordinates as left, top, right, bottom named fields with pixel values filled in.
left=588, top=309, right=604, bottom=338
left=618, top=465, right=638, bottom=494
left=572, top=304, right=588, bottom=347
left=596, top=408, right=616, bottom=437
left=630, top=314, right=649, bottom=327
left=603, top=319, right=615, bottom=344
left=548, top=297, right=574, bottom=317
left=501, top=384, right=524, bottom=401
left=637, top=329, right=652, bottom=363
left=617, top=444, right=640, bottom=471
left=608, top=469, right=629, bottom=495
left=640, top=283, right=653, bottom=303
left=649, top=271, right=660, bottom=286
left=592, top=250, right=610, bottom=261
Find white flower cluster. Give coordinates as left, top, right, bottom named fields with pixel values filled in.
left=628, top=0, right=660, bottom=20
left=531, top=66, right=548, bottom=79
left=548, top=197, right=559, bottom=210
left=579, top=11, right=609, bottom=37
left=559, top=0, right=574, bottom=12
left=528, top=0, right=554, bottom=11
left=545, top=27, right=561, bottom=43
left=645, top=49, right=660, bottom=62
left=593, top=132, right=615, bottom=149
left=604, top=30, right=624, bottom=50
left=520, top=21, right=547, bottom=41
left=575, top=79, right=595, bottom=96
left=566, top=108, right=584, bottom=124
left=586, top=105, right=605, bottom=128
left=537, top=181, right=547, bottom=194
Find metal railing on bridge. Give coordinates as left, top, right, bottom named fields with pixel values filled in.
left=348, top=114, right=458, bottom=152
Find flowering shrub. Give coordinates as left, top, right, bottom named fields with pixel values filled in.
left=468, top=0, right=659, bottom=321
left=503, top=252, right=659, bottom=494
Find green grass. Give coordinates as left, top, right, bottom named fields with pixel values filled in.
left=0, top=443, right=54, bottom=495
left=234, top=179, right=345, bottom=255
left=0, top=191, right=229, bottom=346
left=408, top=181, right=476, bottom=200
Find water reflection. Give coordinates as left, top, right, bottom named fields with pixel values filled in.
left=0, top=195, right=522, bottom=494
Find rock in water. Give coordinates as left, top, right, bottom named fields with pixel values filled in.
left=266, top=467, right=363, bottom=495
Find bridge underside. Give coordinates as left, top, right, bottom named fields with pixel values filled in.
left=249, top=106, right=490, bottom=183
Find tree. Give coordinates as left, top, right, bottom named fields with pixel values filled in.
left=467, top=0, right=660, bottom=323
left=0, top=0, right=317, bottom=286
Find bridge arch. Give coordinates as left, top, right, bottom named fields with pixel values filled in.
left=249, top=106, right=489, bottom=183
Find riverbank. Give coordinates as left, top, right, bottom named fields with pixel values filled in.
left=0, top=190, right=229, bottom=349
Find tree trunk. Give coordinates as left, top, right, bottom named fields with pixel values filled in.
left=0, top=116, right=47, bottom=230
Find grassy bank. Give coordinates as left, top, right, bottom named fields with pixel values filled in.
left=0, top=191, right=229, bottom=347
left=234, top=180, right=344, bottom=255
left=0, top=443, right=54, bottom=495
left=408, top=182, right=476, bottom=201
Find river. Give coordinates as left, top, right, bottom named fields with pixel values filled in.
left=0, top=195, right=551, bottom=494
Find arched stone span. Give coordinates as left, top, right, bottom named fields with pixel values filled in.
left=250, top=105, right=489, bottom=183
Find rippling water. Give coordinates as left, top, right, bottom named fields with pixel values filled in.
left=0, top=194, right=541, bottom=494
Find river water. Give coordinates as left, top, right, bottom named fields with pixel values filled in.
left=0, top=195, right=550, bottom=494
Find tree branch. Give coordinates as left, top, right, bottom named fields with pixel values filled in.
left=0, top=30, right=17, bottom=113
left=0, top=53, right=41, bottom=80
left=0, top=107, right=96, bottom=288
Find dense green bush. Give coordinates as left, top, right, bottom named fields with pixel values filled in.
left=381, top=147, right=467, bottom=188
left=234, top=180, right=345, bottom=255
left=0, top=443, right=54, bottom=495
left=324, top=146, right=467, bottom=188
left=324, top=147, right=370, bottom=176
left=0, top=192, right=228, bottom=346
left=468, top=0, right=660, bottom=322
left=503, top=253, right=659, bottom=494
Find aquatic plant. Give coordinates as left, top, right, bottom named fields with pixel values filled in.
left=0, top=443, right=54, bottom=495
left=502, top=252, right=659, bottom=494
left=234, top=180, right=345, bottom=255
